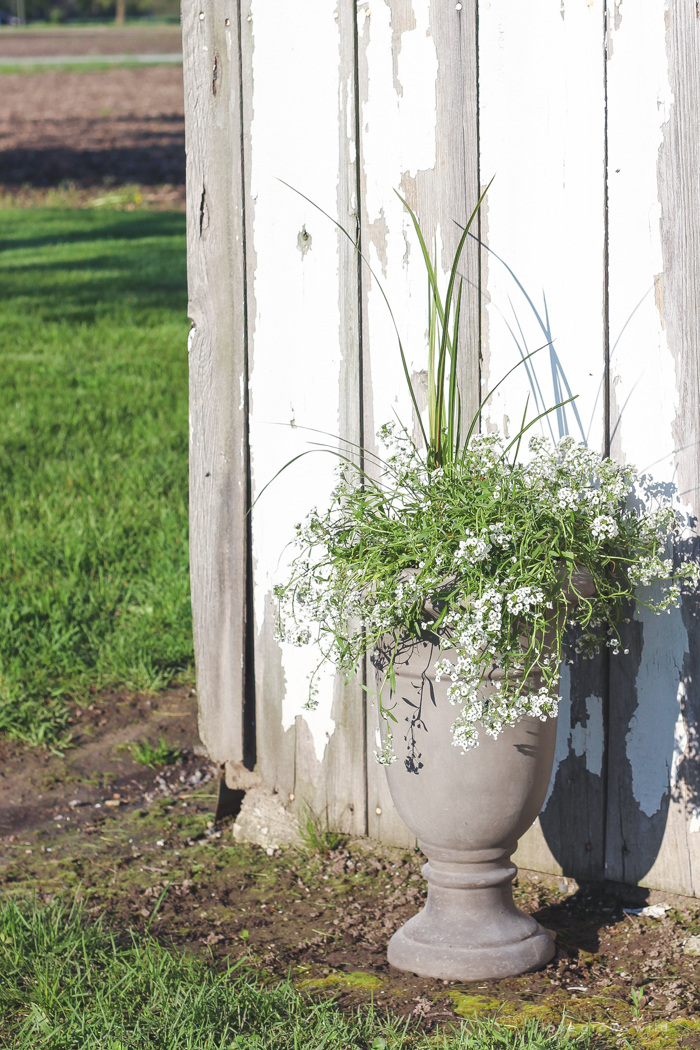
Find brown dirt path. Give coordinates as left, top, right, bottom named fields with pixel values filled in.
left=0, top=65, right=184, bottom=189
left=3, top=690, right=700, bottom=1039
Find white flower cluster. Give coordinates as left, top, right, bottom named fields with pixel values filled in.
left=275, top=426, right=699, bottom=758
left=591, top=515, right=619, bottom=540
left=449, top=684, right=559, bottom=753
left=374, top=733, right=398, bottom=766
left=506, top=585, right=545, bottom=616
left=454, top=530, right=492, bottom=565
left=489, top=523, right=513, bottom=548
left=556, top=487, right=579, bottom=511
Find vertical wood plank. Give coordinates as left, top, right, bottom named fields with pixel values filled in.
left=662, top=0, right=700, bottom=900
left=182, top=0, right=700, bottom=898
left=522, top=656, right=608, bottom=881
left=605, top=0, right=700, bottom=896
left=357, top=0, right=480, bottom=849
left=477, top=0, right=609, bottom=882
left=245, top=0, right=366, bottom=832
left=478, top=0, right=606, bottom=476
left=184, top=0, right=249, bottom=765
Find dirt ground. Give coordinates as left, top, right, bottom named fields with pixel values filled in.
left=0, top=24, right=182, bottom=58
left=0, top=64, right=184, bottom=192
left=3, top=692, right=700, bottom=1047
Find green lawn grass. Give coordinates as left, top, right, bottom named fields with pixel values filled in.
left=0, top=897, right=601, bottom=1050
left=0, top=207, right=191, bottom=745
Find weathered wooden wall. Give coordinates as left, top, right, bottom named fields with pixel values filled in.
left=183, top=0, right=250, bottom=766
left=185, top=0, right=700, bottom=894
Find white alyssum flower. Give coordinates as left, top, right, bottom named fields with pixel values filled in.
left=275, top=424, right=699, bottom=760
left=506, top=585, right=545, bottom=616
left=455, top=530, right=492, bottom=565
left=591, top=515, right=619, bottom=540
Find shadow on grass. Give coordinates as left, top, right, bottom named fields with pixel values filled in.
left=0, top=210, right=185, bottom=254
left=0, top=145, right=185, bottom=190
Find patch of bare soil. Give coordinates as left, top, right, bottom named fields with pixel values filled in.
left=0, top=65, right=184, bottom=189
left=0, top=25, right=182, bottom=59
left=2, top=695, right=700, bottom=1034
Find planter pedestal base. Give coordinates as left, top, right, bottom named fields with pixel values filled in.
left=387, top=847, right=555, bottom=981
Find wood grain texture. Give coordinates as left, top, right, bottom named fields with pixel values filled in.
left=358, top=0, right=479, bottom=849
left=183, top=0, right=700, bottom=896
left=477, top=0, right=609, bottom=884
left=659, top=0, right=700, bottom=898
left=244, top=0, right=366, bottom=833
left=604, top=0, right=700, bottom=897
left=184, top=0, right=249, bottom=765
left=295, top=0, right=367, bottom=838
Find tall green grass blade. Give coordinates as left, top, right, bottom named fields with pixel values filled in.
left=500, top=395, right=579, bottom=459
left=511, top=392, right=531, bottom=465
left=463, top=344, right=550, bottom=452
left=396, top=180, right=492, bottom=466
left=447, top=278, right=464, bottom=463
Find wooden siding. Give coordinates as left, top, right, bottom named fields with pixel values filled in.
left=184, top=0, right=700, bottom=894
left=244, top=0, right=366, bottom=834
left=184, top=0, right=249, bottom=766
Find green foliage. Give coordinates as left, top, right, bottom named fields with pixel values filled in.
left=128, top=735, right=180, bottom=768
left=274, top=195, right=696, bottom=760
left=298, top=806, right=349, bottom=854
left=0, top=896, right=605, bottom=1049
left=630, top=986, right=646, bottom=1020
left=0, top=208, right=191, bottom=745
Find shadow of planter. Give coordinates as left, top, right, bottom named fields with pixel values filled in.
left=540, top=580, right=700, bottom=894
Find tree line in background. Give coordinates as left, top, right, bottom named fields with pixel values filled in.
left=0, top=0, right=178, bottom=25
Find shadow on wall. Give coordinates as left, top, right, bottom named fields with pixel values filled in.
left=541, top=577, right=700, bottom=892
left=477, top=243, right=699, bottom=890
left=539, top=490, right=699, bottom=891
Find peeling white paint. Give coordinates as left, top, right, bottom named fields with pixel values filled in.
left=607, top=0, right=675, bottom=476
left=607, top=2, right=691, bottom=830
left=543, top=666, right=604, bottom=809
left=248, top=0, right=345, bottom=762
left=478, top=0, right=605, bottom=453
left=361, top=0, right=439, bottom=461
left=625, top=603, right=688, bottom=819
left=363, top=0, right=437, bottom=188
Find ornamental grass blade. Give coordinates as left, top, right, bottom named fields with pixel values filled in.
left=462, top=343, right=550, bottom=454
left=447, top=278, right=464, bottom=463
left=397, top=180, right=491, bottom=465
left=500, top=395, right=579, bottom=460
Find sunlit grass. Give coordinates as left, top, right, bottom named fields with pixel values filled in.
left=0, top=897, right=605, bottom=1049
left=128, top=735, right=181, bottom=768
left=0, top=207, right=191, bottom=744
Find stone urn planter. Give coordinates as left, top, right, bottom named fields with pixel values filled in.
left=372, top=571, right=594, bottom=981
